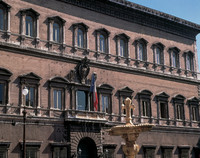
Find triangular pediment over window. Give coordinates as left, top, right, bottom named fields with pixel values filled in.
left=139, top=89, right=153, bottom=96
left=156, top=92, right=169, bottom=98
left=49, top=76, right=69, bottom=84
left=20, top=8, right=40, bottom=17
left=119, top=86, right=134, bottom=93
left=99, top=84, right=114, bottom=91
left=19, top=72, right=42, bottom=80
left=95, top=28, right=110, bottom=36
left=173, top=94, right=186, bottom=100
left=0, top=68, right=12, bottom=76
left=0, top=1, right=11, bottom=9
left=187, top=96, right=199, bottom=105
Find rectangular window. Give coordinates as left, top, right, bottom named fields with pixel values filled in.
left=53, top=147, right=67, bottom=158
left=177, top=104, right=184, bottom=120
left=120, top=39, right=125, bottom=57
left=179, top=148, right=189, bottom=158
left=162, top=148, right=172, bottom=158
left=102, top=94, right=109, bottom=113
left=139, top=43, right=144, bottom=61
left=26, top=147, right=38, bottom=158
left=0, top=9, right=4, bottom=30
left=25, top=87, right=35, bottom=107
left=76, top=90, right=90, bottom=111
left=144, top=148, right=155, bottom=158
left=0, top=147, right=7, bottom=158
left=142, top=101, right=150, bottom=117
left=53, top=89, right=62, bottom=109
left=192, top=106, right=198, bottom=121
left=156, top=47, right=161, bottom=64
left=160, top=103, right=168, bottom=119
left=0, top=83, right=5, bottom=104
left=172, top=51, right=177, bottom=68
left=186, top=55, right=191, bottom=71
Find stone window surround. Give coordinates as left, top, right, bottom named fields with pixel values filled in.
left=134, top=38, right=148, bottom=62
left=20, top=8, right=40, bottom=39
left=47, top=16, right=66, bottom=44
left=137, top=90, right=153, bottom=121
left=172, top=94, right=186, bottom=125
left=95, top=28, right=110, bottom=54
left=0, top=1, right=11, bottom=33
left=49, top=76, right=69, bottom=110
left=0, top=68, right=12, bottom=107
left=19, top=72, right=41, bottom=110
left=187, top=97, right=199, bottom=123
left=0, top=142, right=10, bottom=158
left=152, top=42, right=165, bottom=65
left=98, top=84, right=114, bottom=115
left=168, top=47, right=180, bottom=69
left=184, top=50, right=195, bottom=71
left=72, top=22, right=89, bottom=49
left=115, top=33, right=130, bottom=58
left=155, top=92, right=170, bottom=122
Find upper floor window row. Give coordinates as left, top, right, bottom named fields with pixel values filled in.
left=0, top=4, right=196, bottom=71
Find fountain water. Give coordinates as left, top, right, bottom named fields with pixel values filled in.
left=108, top=98, right=154, bottom=158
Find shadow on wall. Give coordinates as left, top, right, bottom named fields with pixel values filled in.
left=21, top=0, right=194, bottom=45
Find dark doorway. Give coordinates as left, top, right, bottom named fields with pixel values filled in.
left=77, top=137, right=97, bottom=158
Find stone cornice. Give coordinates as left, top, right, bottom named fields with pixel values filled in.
left=58, top=0, right=200, bottom=40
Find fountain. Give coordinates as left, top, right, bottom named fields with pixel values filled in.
left=108, top=98, right=154, bottom=158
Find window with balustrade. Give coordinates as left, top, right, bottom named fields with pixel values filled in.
left=152, top=43, right=165, bottom=65
left=0, top=1, right=11, bottom=32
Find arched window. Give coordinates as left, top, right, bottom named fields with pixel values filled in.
left=25, top=16, right=34, bottom=37
left=77, top=28, right=84, bottom=48
left=53, top=22, right=60, bottom=42
left=99, top=34, right=106, bottom=53
left=0, top=9, right=4, bottom=30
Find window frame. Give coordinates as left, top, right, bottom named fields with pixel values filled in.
left=134, top=38, right=148, bottom=62
left=169, top=47, right=180, bottom=69
left=19, top=72, right=41, bottom=108
left=95, top=28, right=110, bottom=54
left=72, top=23, right=89, bottom=49
left=138, top=90, right=153, bottom=119
left=187, top=97, right=199, bottom=123
left=0, top=68, right=12, bottom=106
left=184, top=51, right=194, bottom=71
left=49, top=77, right=69, bottom=110
left=48, top=16, right=66, bottom=44
left=152, top=43, right=165, bottom=65
left=0, top=1, right=11, bottom=32
left=173, top=95, right=186, bottom=123
left=115, top=33, right=130, bottom=58
left=20, top=8, right=40, bottom=38
left=156, top=92, right=170, bottom=120
left=98, top=84, right=114, bottom=114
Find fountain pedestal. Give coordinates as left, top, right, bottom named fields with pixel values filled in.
left=108, top=98, right=154, bottom=158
